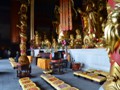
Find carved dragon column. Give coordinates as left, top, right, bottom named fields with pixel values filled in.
left=103, top=3, right=120, bottom=90
left=17, top=0, right=30, bottom=66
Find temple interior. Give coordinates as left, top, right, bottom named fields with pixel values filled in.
left=0, top=0, right=120, bottom=90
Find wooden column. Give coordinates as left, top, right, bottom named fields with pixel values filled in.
left=30, top=0, right=34, bottom=40
left=10, top=0, right=20, bottom=44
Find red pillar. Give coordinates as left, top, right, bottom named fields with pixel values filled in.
left=10, top=0, right=20, bottom=44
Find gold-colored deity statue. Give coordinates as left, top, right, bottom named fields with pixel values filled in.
left=103, top=3, right=120, bottom=90
left=52, top=38, right=58, bottom=51
left=75, top=29, right=82, bottom=48
left=69, top=34, right=74, bottom=48
left=78, top=0, right=108, bottom=49
left=35, top=31, right=41, bottom=47
left=44, top=38, right=51, bottom=49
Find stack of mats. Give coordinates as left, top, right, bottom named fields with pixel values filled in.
left=73, top=70, right=107, bottom=83
left=40, top=74, right=79, bottom=90
left=43, top=70, right=53, bottom=74
left=19, top=77, right=40, bottom=90
left=9, top=57, right=18, bottom=69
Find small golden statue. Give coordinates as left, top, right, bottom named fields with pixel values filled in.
left=34, top=31, right=41, bottom=47
left=75, top=29, right=82, bottom=48
left=44, top=38, right=51, bottom=49
left=69, top=34, right=74, bottom=48
left=52, top=38, right=58, bottom=50
left=83, top=34, right=95, bottom=48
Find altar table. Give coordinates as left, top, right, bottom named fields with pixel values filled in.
left=34, top=48, right=110, bottom=72
left=68, top=49, right=110, bottom=72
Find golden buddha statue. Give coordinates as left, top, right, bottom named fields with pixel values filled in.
left=69, top=34, right=74, bottom=48
left=44, top=38, right=51, bottom=49
left=52, top=38, right=58, bottom=50
left=52, top=38, right=57, bottom=48
left=75, top=29, right=82, bottom=48
left=35, top=31, right=41, bottom=47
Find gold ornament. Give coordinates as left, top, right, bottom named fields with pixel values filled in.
left=103, top=3, right=120, bottom=90
left=18, top=55, right=29, bottom=66
left=17, top=2, right=29, bottom=66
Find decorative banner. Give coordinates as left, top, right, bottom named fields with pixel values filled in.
left=65, top=0, right=68, bottom=30
left=68, top=0, right=72, bottom=30
left=63, top=0, right=65, bottom=30
left=60, top=0, right=72, bottom=31
left=60, top=0, right=63, bottom=30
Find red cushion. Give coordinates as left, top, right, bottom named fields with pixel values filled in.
left=51, top=60, right=61, bottom=63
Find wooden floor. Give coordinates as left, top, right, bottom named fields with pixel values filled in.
left=0, top=58, right=102, bottom=90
